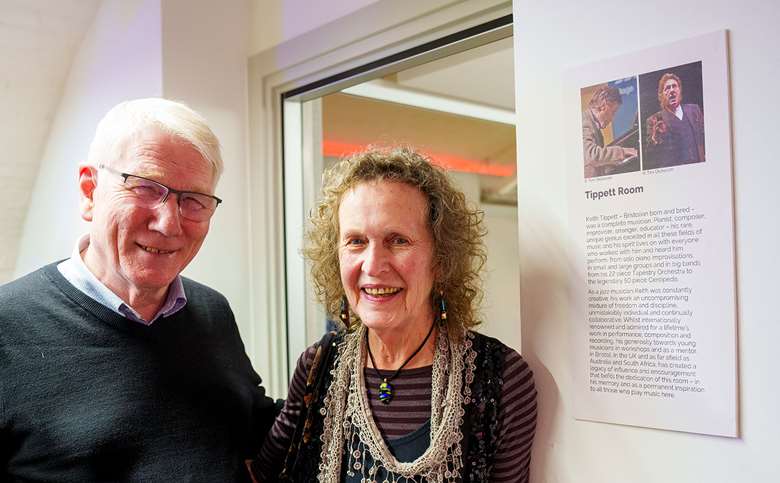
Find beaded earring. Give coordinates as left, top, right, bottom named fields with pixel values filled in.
left=339, top=296, right=350, bottom=326
left=438, top=291, right=448, bottom=321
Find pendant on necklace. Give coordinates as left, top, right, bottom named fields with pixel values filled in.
left=378, top=378, right=394, bottom=404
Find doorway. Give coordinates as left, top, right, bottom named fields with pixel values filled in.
left=283, top=27, right=520, bottom=373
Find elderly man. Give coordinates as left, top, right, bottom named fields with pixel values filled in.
left=0, top=99, right=277, bottom=481
left=645, top=73, right=705, bottom=169
left=582, top=85, right=638, bottom=178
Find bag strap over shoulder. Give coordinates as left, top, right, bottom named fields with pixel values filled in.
left=279, top=330, right=339, bottom=481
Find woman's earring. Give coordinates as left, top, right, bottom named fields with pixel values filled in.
left=340, top=296, right=350, bottom=326
left=438, top=291, right=448, bottom=322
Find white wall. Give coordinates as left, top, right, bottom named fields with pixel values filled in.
left=482, top=203, right=521, bottom=346
left=513, top=0, right=779, bottom=481
left=449, top=172, right=522, bottom=345
left=15, top=0, right=163, bottom=273
left=160, top=0, right=254, bottom=351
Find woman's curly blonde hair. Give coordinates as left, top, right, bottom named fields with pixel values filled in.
left=304, top=146, right=487, bottom=331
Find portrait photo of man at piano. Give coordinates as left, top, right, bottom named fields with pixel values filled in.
left=581, top=81, right=640, bottom=179
left=640, top=62, right=706, bottom=170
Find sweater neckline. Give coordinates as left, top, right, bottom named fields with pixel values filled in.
left=42, top=262, right=177, bottom=337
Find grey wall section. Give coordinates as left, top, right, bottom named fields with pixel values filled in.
left=514, top=0, right=779, bottom=481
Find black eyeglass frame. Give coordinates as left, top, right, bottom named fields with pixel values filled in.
left=97, top=164, right=223, bottom=210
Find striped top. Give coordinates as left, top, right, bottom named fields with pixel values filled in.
left=365, top=365, right=434, bottom=438
left=253, top=338, right=537, bottom=482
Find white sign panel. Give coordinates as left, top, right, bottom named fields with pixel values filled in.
left=566, top=31, right=737, bottom=437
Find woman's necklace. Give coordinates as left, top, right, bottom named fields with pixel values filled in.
left=365, top=322, right=436, bottom=404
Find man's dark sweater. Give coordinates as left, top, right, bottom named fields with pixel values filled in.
left=0, top=263, right=276, bottom=482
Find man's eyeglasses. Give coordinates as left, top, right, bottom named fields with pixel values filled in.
left=98, top=164, right=222, bottom=222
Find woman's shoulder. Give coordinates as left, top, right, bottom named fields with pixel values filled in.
left=295, top=330, right=347, bottom=373
left=466, top=330, right=532, bottom=378
left=466, top=330, right=516, bottom=355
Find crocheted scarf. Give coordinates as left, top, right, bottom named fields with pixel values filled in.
left=279, top=328, right=508, bottom=482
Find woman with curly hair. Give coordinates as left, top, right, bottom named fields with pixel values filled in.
left=249, top=147, right=537, bottom=482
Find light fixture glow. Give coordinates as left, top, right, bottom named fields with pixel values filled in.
left=341, top=80, right=516, bottom=125
left=323, top=140, right=514, bottom=177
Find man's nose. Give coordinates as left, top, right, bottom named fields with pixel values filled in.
left=149, top=194, right=183, bottom=236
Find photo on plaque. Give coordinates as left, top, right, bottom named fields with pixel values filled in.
left=580, top=76, right=640, bottom=179
left=639, top=61, right=705, bottom=171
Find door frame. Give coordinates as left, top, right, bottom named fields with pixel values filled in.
left=247, top=0, right=514, bottom=393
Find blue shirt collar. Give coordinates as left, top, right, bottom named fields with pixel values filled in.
left=57, top=234, right=187, bottom=325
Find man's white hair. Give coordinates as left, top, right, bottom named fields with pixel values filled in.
left=87, top=98, right=223, bottom=183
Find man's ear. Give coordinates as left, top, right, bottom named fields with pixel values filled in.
left=78, top=163, right=97, bottom=222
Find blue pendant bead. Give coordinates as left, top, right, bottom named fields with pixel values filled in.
left=366, top=322, right=434, bottom=405
left=378, top=379, right=394, bottom=404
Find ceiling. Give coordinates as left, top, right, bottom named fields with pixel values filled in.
left=322, top=93, right=517, bottom=193
left=394, top=36, right=515, bottom=111
left=0, top=0, right=100, bottom=282
left=322, top=36, right=517, bottom=204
